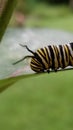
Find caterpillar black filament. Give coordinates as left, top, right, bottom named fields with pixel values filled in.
left=13, top=43, right=73, bottom=73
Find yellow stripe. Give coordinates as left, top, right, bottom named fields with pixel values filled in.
left=52, top=45, right=58, bottom=69
left=30, top=62, right=43, bottom=69
left=44, top=47, right=49, bottom=63
left=38, top=49, right=45, bottom=57
left=30, top=63, right=43, bottom=72
left=63, top=45, right=69, bottom=66
left=31, top=66, right=40, bottom=72
left=54, top=45, right=59, bottom=57
left=54, top=46, right=59, bottom=69
left=47, top=47, right=52, bottom=67
left=31, top=58, right=43, bottom=67
left=66, top=44, right=73, bottom=65
left=70, top=56, right=73, bottom=65
left=36, top=50, right=49, bottom=69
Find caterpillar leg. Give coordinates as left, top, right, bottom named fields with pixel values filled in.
left=54, top=69, right=57, bottom=72
left=47, top=69, right=50, bottom=73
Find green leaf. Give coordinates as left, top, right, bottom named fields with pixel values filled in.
left=0, top=73, right=35, bottom=93
left=0, top=68, right=73, bottom=93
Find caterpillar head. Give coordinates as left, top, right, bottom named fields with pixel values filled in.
left=13, top=44, right=49, bottom=73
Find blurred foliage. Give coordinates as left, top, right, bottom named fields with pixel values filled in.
left=0, top=0, right=72, bottom=16
left=1, top=0, right=73, bottom=29
left=31, top=4, right=71, bottom=19
left=10, top=3, right=73, bottom=31
left=15, top=0, right=70, bottom=15
left=38, top=0, right=69, bottom=4
left=16, top=0, right=37, bottom=14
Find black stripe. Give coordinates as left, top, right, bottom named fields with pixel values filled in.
left=66, top=45, right=71, bottom=56
left=37, top=48, right=47, bottom=63
left=34, top=52, right=46, bottom=69
left=48, top=45, right=55, bottom=69
left=66, top=44, right=72, bottom=61
left=59, top=45, right=65, bottom=68
left=31, top=58, right=42, bottom=67
left=30, top=65, right=44, bottom=72
left=54, top=46, right=60, bottom=67
left=64, top=45, right=68, bottom=63
left=66, top=44, right=73, bottom=65
left=41, top=48, right=46, bottom=57
left=70, top=42, right=73, bottom=50
left=31, top=59, right=43, bottom=68
left=31, top=61, right=41, bottom=67
left=31, top=62, right=42, bottom=69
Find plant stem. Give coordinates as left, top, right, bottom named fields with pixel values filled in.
left=0, top=0, right=17, bottom=42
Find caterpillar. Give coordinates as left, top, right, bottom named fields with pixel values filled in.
left=13, top=43, right=73, bottom=73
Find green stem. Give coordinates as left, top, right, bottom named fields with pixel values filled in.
left=0, top=0, right=17, bottom=42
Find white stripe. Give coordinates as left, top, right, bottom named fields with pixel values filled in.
left=46, top=46, right=51, bottom=59
left=63, top=45, right=66, bottom=63
left=57, top=45, right=62, bottom=60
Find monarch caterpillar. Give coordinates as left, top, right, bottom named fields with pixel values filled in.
left=13, top=43, right=73, bottom=73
